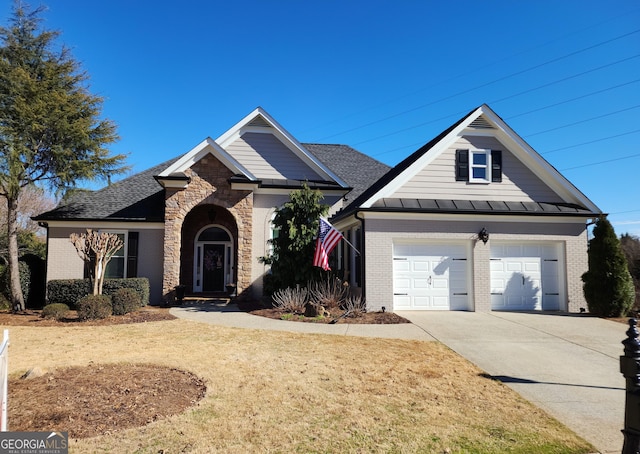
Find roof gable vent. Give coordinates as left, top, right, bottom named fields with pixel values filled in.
left=469, top=116, right=495, bottom=130
left=247, top=115, right=271, bottom=128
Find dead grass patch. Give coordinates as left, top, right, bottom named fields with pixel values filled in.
left=5, top=319, right=594, bottom=453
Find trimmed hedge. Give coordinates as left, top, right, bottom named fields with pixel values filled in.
left=103, top=278, right=149, bottom=306
left=47, top=277, right=150, bottom=308
left=111, top=288, right=142, bottom=315
left=77, top=294, right=112, bottom=320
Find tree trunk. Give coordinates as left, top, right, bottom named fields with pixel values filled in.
left=93, top=257, right=102, bottom=295
left=7, top=196, right=25, bottom=312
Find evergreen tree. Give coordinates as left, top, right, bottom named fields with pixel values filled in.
left=620, top=233, right=640, bottom=308
left=582, top=217, right=635, bottom=317
left=260, top=184, right=329, bottom=294
left=0, top=3, right=127, bottom=311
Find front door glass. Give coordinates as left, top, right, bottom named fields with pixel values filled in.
left=202, top=244, right=225, bottom=292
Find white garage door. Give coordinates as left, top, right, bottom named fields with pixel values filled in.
left=490, top=243, right=563, bottom=311
left=393, top=243, right=468, bottom=311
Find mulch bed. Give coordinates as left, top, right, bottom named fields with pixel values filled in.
left=9, top=364, right=206, bottom=439
left=247, top=307, right=410, bottom=324
left=0, top=306, right=176, bottom=327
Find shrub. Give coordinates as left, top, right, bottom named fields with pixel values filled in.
left=41, top=303, right=70, bottom=320
left=47, top=279, right=91, bottom=308
left=582, top=217, right=635, bottom=317
left=272, top=286, right=308, bottom=314
left=0, top=255, right=46, bottom=309
left=103, top=278, right=150, bottom=306
left=0, top=293, right=10, bottom=311
left=309, top=277, right=348, bottom=309
left=20, top=254, right=46, bottom=309
left=47, top=277, right=150, bottom=308
left=342, top=295, right=367, bottom=316
left=77, top=294, right=112, bottom=320
left=111, top=288, right=142, bottom=315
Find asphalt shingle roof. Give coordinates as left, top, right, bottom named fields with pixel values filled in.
left=34, top=143, right=389, bottom=222
left=34, top=157, right=180, bottom=222
left=302, top=143, right=390, bottom=202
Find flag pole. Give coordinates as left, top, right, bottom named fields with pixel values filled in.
left=341, top=236, right=360, bottom=256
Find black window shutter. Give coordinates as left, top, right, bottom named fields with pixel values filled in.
left=455, top=149, right=469, bottom=181
left=491, top=150, right=502, bottom=182
left=127, top=232, right=139, bottom=278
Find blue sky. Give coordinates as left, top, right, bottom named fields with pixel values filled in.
left=2, top=1, right=639, bottom=235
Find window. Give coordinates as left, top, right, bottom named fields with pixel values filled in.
left=268, top=211, right=280, bottom=257
left=456, top=149, right=502, bottom=183
left=104, top=232, right=126, bottom=278
left=102, top=231, right=139, bottom=279
left=470, top=149, right=491, bottom=183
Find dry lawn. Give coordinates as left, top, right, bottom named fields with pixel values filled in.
left=4, top=318, right=594, bottom=453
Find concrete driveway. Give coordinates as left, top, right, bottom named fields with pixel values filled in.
left=172, top=303, right=627, bottom=453
left=401, top=311, right=628, bottom=454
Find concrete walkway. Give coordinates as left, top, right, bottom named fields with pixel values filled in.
left=171, top=302, right=628, bottom=454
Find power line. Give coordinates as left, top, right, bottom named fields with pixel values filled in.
left=526, top=104, right=640, bottom=137
left=353, top=53, right=640, bottom=147
left=560, top=152, right=640, bottom=171
left=542, top=128, right=640, bottom=154
left=313, top=28, right=640, bottom=142
left=487, top=54, right=640, bottom=107
left=301, top=8, right=640, bottom=137
left=507, top=79, right=640, bottom=119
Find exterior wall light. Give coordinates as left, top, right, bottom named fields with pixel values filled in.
left=478, top=228, right=489, bottom=244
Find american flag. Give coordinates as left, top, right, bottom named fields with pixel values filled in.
left=312, top=218, right=343, bottom=271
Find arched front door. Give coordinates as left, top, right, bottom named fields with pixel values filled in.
left=193, top=225, right=234, bottom=292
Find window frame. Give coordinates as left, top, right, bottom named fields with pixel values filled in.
left=468, top=149, right=492, bottom=184
left=102, top=230, right=128, bottom=279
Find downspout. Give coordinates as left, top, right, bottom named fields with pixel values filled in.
left=37, top=221, right=49, bottom=303
left=354, top=210, right=365, bottom=301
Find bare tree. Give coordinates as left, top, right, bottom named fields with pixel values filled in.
left=70, top=230, right=123, bottom=296
left=0, top=185, right=56, bottom=235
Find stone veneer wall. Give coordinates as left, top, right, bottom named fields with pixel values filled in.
left=162, top=155, right=253, bottom=301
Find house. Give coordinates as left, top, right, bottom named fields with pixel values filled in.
left=331, top=104, right=601, bottom=312
left=35, top=104, right=601, bottom=312
left=34, top=107, right=390, bottom=304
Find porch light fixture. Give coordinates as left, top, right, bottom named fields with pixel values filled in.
left=478, top=228, right=489, bottom=244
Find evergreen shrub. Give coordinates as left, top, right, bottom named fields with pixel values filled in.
left=77, top=294, right=112, bottom=320
left=41, top=303, right=70, bottom=320
left=582, top=217, right=635, bottom=317
left=111, top=288, right=142, bottom=315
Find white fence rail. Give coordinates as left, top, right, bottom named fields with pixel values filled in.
left=0, top=329, right=8, bottom=431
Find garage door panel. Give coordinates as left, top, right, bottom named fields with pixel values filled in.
left=393, top=243, right=468, bottom=311
left=413, top=296, right=431, bottom=307
left=431, top=278, right=448, bottom=289
left=413, top=261, right=430, bottom=272
left=394, top=260, right=410, bottom=272
left=414, top=279, right=430, bottom=289
left=432, top=296, right=449, bottom=308
left=394, top=295, right=411, bottom=310
left=491, top=243, right=562, bottom=311
left=394, top=277, right=410, bottom=289
left=506, top=262, right=522, bottom=272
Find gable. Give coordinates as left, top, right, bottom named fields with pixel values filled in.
left=160, top=107, right=348, bottom=189
left=333, top=104, right=601, bottom=222
left=391, top=135, right=564, bottom=203
left=225, top=132, right=323, bottom=180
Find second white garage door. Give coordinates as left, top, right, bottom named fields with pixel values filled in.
left=393, top=243, right=469, bottom=311
left=490, top=242, right=563, bottom=311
